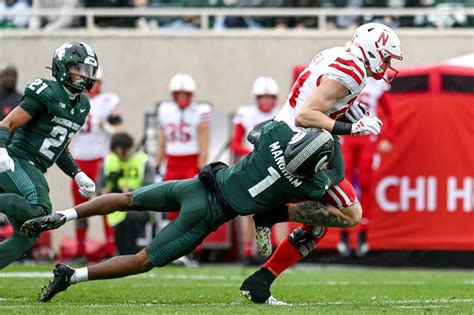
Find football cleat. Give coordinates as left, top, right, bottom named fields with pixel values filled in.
left=355, top=241, right=370, bottom=258
left=255, top=226, right=272, bottom=257
left=265, top=295, right=288, bottom=305
left=20, top=213, right=67, bottom=238
left=38, top=264, right=75, bottom=302
left=240, top=268, right=276, bottom=304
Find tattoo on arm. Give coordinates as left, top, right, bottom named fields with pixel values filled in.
left=289, top=200, right=350, bottom=228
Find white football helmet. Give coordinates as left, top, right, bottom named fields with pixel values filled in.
left=252, top=76, right=279, bottom=96
left=95, top=67, right=104, bottom=81
left=348, top=23, right=403, bottom=82
left=168, top=73, right=196, bottom=93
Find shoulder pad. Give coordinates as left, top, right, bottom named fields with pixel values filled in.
left=23, top=78, right=56, bottom=104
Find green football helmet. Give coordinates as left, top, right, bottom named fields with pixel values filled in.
left=284, top=128, right=334, bottom=178
left=51, top=41, right=99, bottom=93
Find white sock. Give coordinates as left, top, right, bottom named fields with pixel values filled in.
left=56, top=208, right=77, bottom=222
left=70, top=267, right=88, bottom=285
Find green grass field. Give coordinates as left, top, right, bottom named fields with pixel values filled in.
left=0, top=264, right=472, bottom=314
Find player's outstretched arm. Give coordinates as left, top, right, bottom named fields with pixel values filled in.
left=288, top=200, right=361, bottom=228
left=0, top=107, right=33, bottom=173
left=20, top=193, right=133, bottom=238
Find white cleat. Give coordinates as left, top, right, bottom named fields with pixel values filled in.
left=265, top=296, right=288, bottom=305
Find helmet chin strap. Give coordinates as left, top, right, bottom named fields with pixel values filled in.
left=62, top=83, right=80, bottom=100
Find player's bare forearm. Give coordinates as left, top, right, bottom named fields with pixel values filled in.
left=74, top=193, right=133, bottom=218
left=295, top=76, right=348, bottom=132
left=155, top=126, right=166, bottom=167
left=288, top=200, right=352, bottom=228
left=0, top=107, right=32, bottom=132
left=198, top=121, right=210, bottom=169
left=295, top=109, right=336, bottom=131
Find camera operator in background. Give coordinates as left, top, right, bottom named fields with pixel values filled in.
left=97, top=133, right=155, bottom=255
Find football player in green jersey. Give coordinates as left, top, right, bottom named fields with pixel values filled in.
left=0, top=41, right=99, bottom=268
left=20, top=120, right=353, bottom=302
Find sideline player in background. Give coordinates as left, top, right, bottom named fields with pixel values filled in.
left=69, top=68, right=124, bottom=262
left=230, top=76, right=280, bottom=265
left=240, top=22, right=403, bottom=304
left=0, top=64, right=22, bottom=120
left=155, top=74, right=212, bottom=266
left=155, top=74, right=212, bottom=219
left=0, top=41, right=98, bottom=268
left=338, top=76, right=395, bottom=257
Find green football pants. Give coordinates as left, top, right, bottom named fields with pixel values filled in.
left=0, top=157, right=51, bottom=269
left=132, top=178, right=228, bottom=267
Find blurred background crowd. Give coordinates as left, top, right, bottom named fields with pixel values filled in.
left=1, top=0, right=473, bottom=30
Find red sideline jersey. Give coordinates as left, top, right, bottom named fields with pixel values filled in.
left=231, top=104, right=280, bottom=157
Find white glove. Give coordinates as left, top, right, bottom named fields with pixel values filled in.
left=351, top=116, right=383, bottom=136
left=0, top=148, right=15, bottom=173
left=74, top=171, right=96, bottom=199
left=345, top=101, right=370, bottom=123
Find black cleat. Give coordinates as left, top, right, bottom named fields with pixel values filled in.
left=20, top=213, right=66, bottom=238
left=38, top=264, right=75, bottom=302
left=240, top=267, right=276, bottom=304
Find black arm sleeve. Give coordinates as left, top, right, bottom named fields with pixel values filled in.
left=55, top=148, right=81, bottom=178
left=324, top=135, right=344, bottom=188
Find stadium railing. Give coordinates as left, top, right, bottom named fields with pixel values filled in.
left=1, top=7, right=474, bottom=30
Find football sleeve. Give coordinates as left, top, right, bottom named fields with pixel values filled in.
left=55, top=148, right=81, bottom=178
left=326, top=58, right=366, bottom=95
left=198, top=103, right=213, bottom=123
left=19, top=95, right=47, bottom=117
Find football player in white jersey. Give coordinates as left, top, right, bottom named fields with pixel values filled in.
left=70, top=68, right=124, bottom=261
left=231, top=76, right=281, bottom=265
left=338, top=77, right=395, bottom=257
left=155, top=74, right=212, bottom=223
left=240, top=23, right=403, bottom=305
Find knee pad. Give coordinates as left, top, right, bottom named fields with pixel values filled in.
left=287, top=226, right=326, bottom=258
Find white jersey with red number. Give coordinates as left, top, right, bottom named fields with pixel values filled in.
left=158, top=101, right=212, bottom=156
left=71, top=92, right=121, bottom=161
left=276, top=46, right=368, bottom=132
left=233, top=104, right=280, bottom=151
left=356, top=77, right=390, bottom=115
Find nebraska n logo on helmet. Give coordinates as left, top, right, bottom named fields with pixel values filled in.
left=348, top=23, right=403, bottom=83
left=51, top=41, right=99, bottom=93
left=284, top=129, right=334, bottom=178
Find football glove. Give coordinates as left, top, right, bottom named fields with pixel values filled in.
left=0, top=148, right=15, bottom=173
left=74, top=171, right=96, bottom=198
left=345, top=101, right=370, bottom=123
left=351, top=116, right=383, bottom=136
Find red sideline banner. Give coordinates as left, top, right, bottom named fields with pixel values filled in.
left=317, top=65, right=474, bottom=251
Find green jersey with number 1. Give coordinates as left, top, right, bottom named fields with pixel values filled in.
left=216, top=120, right=329, bottom=216
left=7, top=78, right=90, bottom=172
